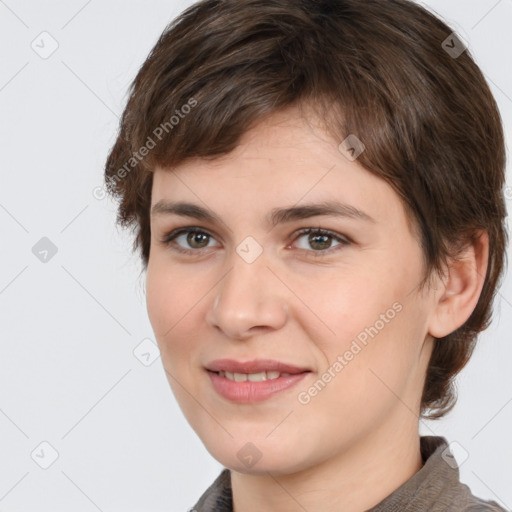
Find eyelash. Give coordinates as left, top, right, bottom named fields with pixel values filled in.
left=160, top=227, right=351, bottom=257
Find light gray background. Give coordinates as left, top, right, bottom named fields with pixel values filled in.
left=0, top=1, right=511, bottom=511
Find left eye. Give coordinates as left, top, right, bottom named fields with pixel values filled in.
left=292, top=228, right=349, bottom=254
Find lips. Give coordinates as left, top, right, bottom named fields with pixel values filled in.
left=205, top=362, right=310, bottom=404
left=205, top=359, right=312, bottom=403
left=205, top=358, right=310, bottom=375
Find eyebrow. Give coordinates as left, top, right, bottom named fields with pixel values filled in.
left=151, top=200, right=375, bottom=226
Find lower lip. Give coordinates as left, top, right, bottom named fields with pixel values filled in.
left=207, top=371, right=310, bottom=403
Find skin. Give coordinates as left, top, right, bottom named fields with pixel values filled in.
left=145, top=106, right=488, bottom=512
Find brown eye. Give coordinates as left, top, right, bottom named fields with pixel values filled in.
left=293, top=228, right=350, bottom=255
left=186, top=231, right=210, bottom=249
left=162, top=228, right=220, bottom=254
left=307, top=233, right=332, bottom=250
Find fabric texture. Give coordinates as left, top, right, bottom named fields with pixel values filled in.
left=190, top=436, right=508, bottom=511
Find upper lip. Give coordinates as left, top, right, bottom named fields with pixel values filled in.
left=205, top=359, right=311, bottom=374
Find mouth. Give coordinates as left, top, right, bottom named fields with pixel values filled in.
left=209, top=369, right=299, bottom=382
left=205, top=359, right=312, bottom=403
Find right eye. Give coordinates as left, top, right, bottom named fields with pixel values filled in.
left=161, top=227, right=221, bottom=255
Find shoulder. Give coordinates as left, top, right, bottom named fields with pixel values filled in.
left=369, top=436, right=509, bottom=512
left=456, top=493, right=509, bottom=512
left=418, top=436, right=509, bottom=512
left=459, top=501, right=509, bottom=511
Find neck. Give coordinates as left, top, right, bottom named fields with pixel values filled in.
left=231, top=419, right=423, bottom=512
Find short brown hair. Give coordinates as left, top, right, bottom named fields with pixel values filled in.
left=104, top=0, right=508, bottom=419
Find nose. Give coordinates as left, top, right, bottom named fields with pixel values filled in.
left=205, top=250, right=288, bottom=340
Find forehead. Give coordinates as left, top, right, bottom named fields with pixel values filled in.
left=150, top=108, right=413, bottom=234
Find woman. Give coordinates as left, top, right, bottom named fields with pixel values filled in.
left=104, top=0, right=508, bottom=510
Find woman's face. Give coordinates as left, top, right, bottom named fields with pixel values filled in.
left=146, top=107, right=438, bottom=474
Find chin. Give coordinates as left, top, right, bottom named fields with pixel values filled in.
left=200, top=434, right=315, bottom=476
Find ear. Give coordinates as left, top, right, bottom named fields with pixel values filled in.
left=428, top=230, right=489, bottom=339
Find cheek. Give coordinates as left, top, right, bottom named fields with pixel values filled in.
left=328, top=293, right=430, bottom=418
left=145, top=272, right=170, bottom=339
left=145, top=261, right=188, bottom=347
left=289, top=270, right=399, bottom=355
left=297, top=267, right=423, bottom=393
left=145, top=258, right=214, bottom=380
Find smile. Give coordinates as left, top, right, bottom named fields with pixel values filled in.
left=217, top=370, right=291, bottom=381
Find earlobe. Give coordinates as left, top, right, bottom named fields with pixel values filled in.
left=428, top=230, right=489, bottom=339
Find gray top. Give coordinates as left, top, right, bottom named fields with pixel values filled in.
left=191, top=436, right=508, bottom=511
